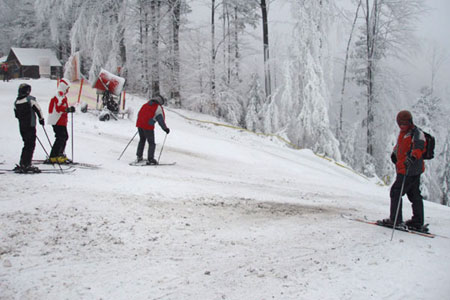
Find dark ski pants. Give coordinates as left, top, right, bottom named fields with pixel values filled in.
left=50, top=125, right=68, bottom=158
left=19, top=125, right=36, bottom=167
left=389, top=174, right=423, bottom=225
left=136, top=128, right=155, bottom=160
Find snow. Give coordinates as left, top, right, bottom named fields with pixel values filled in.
left=1, top=79, right=450, bottom=299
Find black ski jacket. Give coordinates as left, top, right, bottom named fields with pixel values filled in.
left=14, top=95, right=44, bottom=127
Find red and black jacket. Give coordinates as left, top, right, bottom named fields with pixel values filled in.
left=393, top=126, right=426, bottom=175
left=136, top=101, right=168, bottom=131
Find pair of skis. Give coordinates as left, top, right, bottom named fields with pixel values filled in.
left=0, top=165, right=76, bottom=174
left=342, top=214, right=436, bottom=238
left=129, top=161, right=176, bottom=167
left=32, top=159, right=101, bottom=170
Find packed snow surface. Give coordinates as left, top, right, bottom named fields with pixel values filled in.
left=1, top=79, right=450, bottom=300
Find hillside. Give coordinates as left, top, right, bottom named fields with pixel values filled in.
left=1, top=79, right=450, bottom=300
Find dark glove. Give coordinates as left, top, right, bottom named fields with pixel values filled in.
left=66, top=106, right=75, bottom=113
left=390, top=153, right=397, bottom=164
left=39, top=118, right=45, bottom=126
left=164, top=128, right=170, bottom=134
left=405, top=155, right=416, bottom=167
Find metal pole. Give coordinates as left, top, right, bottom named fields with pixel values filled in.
left=117, top=130, right=138, bottom=160
left=36, top=135, right=50, bottom=158
left=391, top=167, right=409, bottom=241
left=71, top=111, right=74, bottom=162
left=157, top=134, right=168, bottom=164
left=42, top=125, right=53, bottom=148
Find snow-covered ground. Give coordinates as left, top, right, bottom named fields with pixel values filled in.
left=1, top=79, right=449, bottom=300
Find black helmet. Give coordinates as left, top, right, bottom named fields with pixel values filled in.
left=18, top=83, right=31, bottom=98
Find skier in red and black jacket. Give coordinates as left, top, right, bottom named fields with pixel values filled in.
left=135, top=95, right=170, bottom=165
left=380, top=110, right=427, bottom=231
left=14, top=83, right=45, bottom=173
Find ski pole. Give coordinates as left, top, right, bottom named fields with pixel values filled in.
left=42, top=125, right=52, bottom=148
left=36, top=135, right=50, bottom=159
left=71, top=111, right=74, bottom=162
left=37, top=133, right=63, bottom=172
left=391, top=167, right=409, bottom=241
left=117, top=130, right=138, bottom=160
left=157, top=133, right=168, bottom=164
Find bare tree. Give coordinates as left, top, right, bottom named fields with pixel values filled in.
left=338, top=0, right=362, bottom=140
left=355, top=0, right=424, bottom=157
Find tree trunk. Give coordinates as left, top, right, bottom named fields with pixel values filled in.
left=211, top=0, right=216, bottom=103
left=365, top=0, right=376, bottom=156
left=338, top=0, right=361, bottom=139
left=261, top=0, right=271, bottom=99
left=233, top=6, right=240, bottom=83
left=151, top=0, right=161, bottom=96
left=169, top=0, right=181, bottom=106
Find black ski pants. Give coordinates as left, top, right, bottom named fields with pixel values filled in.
left=50, top=125, right=68, bottom=158
left=389, top=174, right=423, bottom=225
left=19, top=125, right=36, bottom=167
left=136, top=128, right=155, bottom=160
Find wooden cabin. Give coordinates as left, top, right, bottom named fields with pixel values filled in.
left=6, top=47, right=62, bottom=79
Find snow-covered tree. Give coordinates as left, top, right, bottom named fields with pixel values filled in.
left=412, top=87, right=449, bottom=204
left=282, top=0, right=340, bottom=159
left=244, top=73, right=265, bottom=130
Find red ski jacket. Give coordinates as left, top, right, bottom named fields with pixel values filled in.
left=393, top=126, right=426, bottom=175
left=136, top=101, right=166, bottom=130
left=48, top=96, right=69, bottom=126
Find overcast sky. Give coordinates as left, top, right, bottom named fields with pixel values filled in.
left=419, top=0, right=450, bottom=49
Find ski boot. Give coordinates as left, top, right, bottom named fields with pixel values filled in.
left=13, top=165, right=24, bottom=173
left=377, top=218, right=406, bottom=230
left=146, top=158, right=158, bottom=165
left=14, top=164, right=41, bottom=174
left=405, top=220, right=429, bottom=233
left=44, top=157, right=58, bottom=164
left=57, top=155, right=71, bottom=164
left=24, top=165, right=41, bottom=173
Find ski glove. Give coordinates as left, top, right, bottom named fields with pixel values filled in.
left=164, top=128, right=170, bottom=134
left=390, top=153, right=397, bottom=164
left=66, top=106, right=76, bottom=113
left=39, top=118, right=45, bottom=126
left=405, top=155, right=416, bottom=167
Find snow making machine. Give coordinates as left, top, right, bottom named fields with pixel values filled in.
left=93, top=68, right=126, bottom=121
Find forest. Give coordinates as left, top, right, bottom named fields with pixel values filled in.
left=0, top=0, right=449, bottom=205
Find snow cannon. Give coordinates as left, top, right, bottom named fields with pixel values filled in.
left=93, top=68, right=125, bottom=96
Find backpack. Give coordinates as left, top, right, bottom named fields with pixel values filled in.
left=420, top=130, right=435, bottom=160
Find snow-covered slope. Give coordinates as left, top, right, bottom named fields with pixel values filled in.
left=1, top=79, right=449, bottom=300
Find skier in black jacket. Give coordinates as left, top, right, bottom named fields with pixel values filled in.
left=14, top=83, right=45, bottom=173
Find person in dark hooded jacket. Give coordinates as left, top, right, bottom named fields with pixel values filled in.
left=14, top=83, right=45, bottom=173
left=135, top=95, right=170, bottom=165
left=380, top=110, right=427, bottom=231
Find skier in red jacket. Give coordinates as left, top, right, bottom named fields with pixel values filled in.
left=135, top=95, right=170, bottom=165
left=47, top=78, right=75, bottom=163
left=380, top=110, right=427, bottom=231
